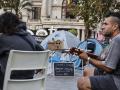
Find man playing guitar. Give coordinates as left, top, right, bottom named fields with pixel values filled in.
left=76, top=12, right=120, bottom=90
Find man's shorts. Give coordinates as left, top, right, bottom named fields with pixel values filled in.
left=90, top=75, right=118, bottom=90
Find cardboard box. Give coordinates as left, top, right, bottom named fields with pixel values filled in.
left=48, top=40, right=64, bottom=50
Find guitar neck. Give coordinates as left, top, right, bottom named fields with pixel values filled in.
left=70, top=47, right=99, bottom=59
left=87, top=52, right=99, bottom=59
left=53, top=48, right=100, bottom=59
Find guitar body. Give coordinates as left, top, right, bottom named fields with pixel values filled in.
left=69, top=47, right=100, bottom=59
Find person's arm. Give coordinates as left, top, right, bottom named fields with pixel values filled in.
left=88, top=57, right=113, bottom=73
left=79, top=51, right=113, bottom=73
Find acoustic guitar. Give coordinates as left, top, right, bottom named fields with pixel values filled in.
left=69, top=47, right=100, bottom=59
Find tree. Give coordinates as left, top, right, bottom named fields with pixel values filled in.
left=68, top=28, right=78, bottom=36
left=66, top=2, right=80, bottom=19
left=0, top=0, right=32, bottom=18
left=77, top=0, right=118, bottom=39
left=0, top=0, right=3, bottom=9
left=67, top=0, right=120, bottom=39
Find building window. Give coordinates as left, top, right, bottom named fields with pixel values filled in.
left=32, top=7, right=41, bottom=20
left=62, top=0, right=67, bottom=19
left=62, top=0, right=79, bottom=19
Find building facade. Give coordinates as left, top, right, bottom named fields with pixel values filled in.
left=23, top=0, right=86, bottom=40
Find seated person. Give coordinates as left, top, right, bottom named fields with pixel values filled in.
left=77, top=11, right=120, bottom=90
left=0, top=12, right=44, bottom=90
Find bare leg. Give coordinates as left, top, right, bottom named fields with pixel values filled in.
left=83, top=67, right=95, bottom=77
left=77, top=76, right=92, bottom=90
left=77, top=67, right=95, bottom=90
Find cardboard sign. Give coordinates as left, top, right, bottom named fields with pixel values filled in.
left=48, top=40, right=64, bottom=50
left=54, top=62, right=74, bottom=76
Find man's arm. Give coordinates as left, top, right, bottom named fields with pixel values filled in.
left=79, top=52, right=113, bottom=73
left=88, top=58, right=113, bottom=73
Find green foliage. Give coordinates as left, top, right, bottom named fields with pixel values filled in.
left=0, top=0, right=32, bottom=17
left=67, top=0, right=120, bottom=39
left=68, top=29, right=78, bottom=36
left=66, top=2, right=80, bottom=18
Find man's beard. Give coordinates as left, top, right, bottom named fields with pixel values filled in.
left=103, top=32, right=112, bottom=37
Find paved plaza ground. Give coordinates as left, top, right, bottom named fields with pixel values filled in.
left=46, top=69, right=82, bottom=90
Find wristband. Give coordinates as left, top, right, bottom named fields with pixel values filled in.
left=87, top=57, right=91, bottom=61
left=87, top=57, right=92, bottom=64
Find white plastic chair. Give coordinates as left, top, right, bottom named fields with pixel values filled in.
left=3, top=50, right=49, bottom=90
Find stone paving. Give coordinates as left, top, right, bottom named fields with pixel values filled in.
left=46, top=70, right=83, bottom=90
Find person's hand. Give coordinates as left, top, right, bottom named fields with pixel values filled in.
left=79, top=51, right=89, bottom=62
left=69, top=47, right=89, bottom=62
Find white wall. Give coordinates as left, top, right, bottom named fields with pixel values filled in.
left=51, top=7, right=62, bottom=19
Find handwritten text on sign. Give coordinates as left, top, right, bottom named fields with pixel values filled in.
left=54, top=63, right=74, bottom=76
